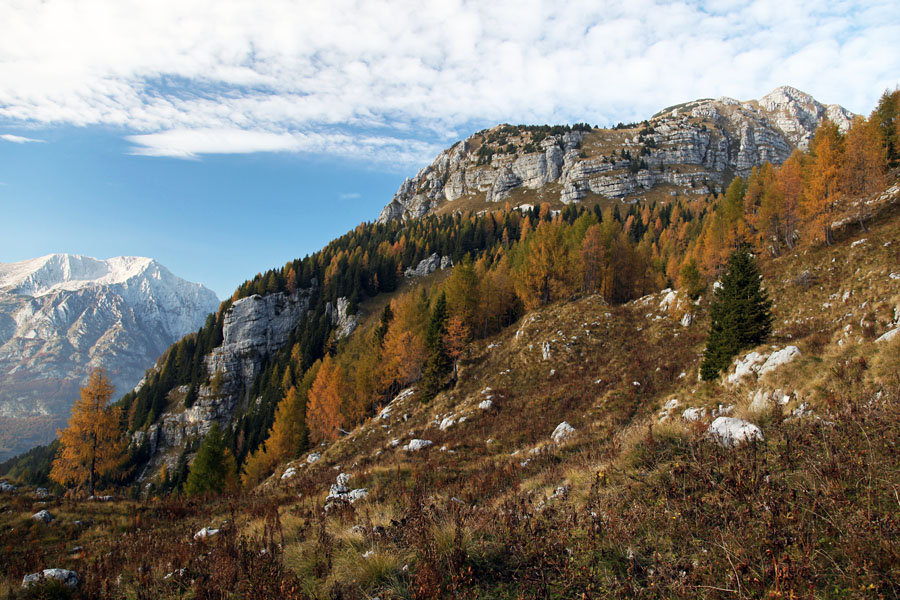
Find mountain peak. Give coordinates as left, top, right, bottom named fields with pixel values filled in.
left=0, top=253, right=159, bottom=296
left=377, top=86, right=854, bottom=224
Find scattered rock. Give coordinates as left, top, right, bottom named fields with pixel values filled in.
left=707, top=417, right=764, bottom=447
left=681, top=407, right=706, bottom=422
left=325, top=473, right=369, bottom=508
left=791, top=403, right=811, bottom=418
left=281, top=467, right=297, bottom=480
left=22, top=569, right=78, bottom=589
left=194, top=527, right=220, bottom=540
left=551, top=422, right=576, bottom=444
left=307, top=452, right=321, bottom=464
left=727, top=351, right=767, bottom=384
left=0, top=481, right=15, bottom=493
left=680, top=312, right=693, bottom=327
left=478, top=399, right=494, bottom=411
left=712, top=404, right=734, bottom=417
left=32, top=509, right=53, bottom=523
left=541, top=342, right=551, bottom=361
left=758, top=346, right=801, bottom=376
left=749, top=389, right=773, bottom=412
left=659, top=289, right=677, bottom=312
left=439, top=416, right=456, bottom=431
left=403, top=439, right=434, bottom=452
left=876, top=328, right=899, bottom=343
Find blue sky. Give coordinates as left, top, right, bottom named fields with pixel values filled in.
left=1, top=0, right=898, bottom=298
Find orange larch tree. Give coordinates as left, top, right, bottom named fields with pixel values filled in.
left=50, top=369, right=126, bottom=496
left=803, top=120, right=844, bottom=246
left=306, top=355, right=346, bottom=444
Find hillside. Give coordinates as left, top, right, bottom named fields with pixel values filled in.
left=378, top=86, right=853, bottom=223
left=1, top=178, right=897, bottom=597
left=1, top=85, right=898, bottom=598
left=0, top=254, right=219, bottom=461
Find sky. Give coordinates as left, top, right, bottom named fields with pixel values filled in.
left=1, top=1, right=898, bottom=298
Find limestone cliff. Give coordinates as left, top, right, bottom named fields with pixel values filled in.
left=378, top=86, right=853, bottom=223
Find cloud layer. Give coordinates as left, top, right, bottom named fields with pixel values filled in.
left=1, top=0, right=897, bottom=165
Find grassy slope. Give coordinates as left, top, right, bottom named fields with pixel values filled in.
left=2, top=190, right=899, bottom=599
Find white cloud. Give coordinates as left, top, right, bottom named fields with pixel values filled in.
left=339, top=192, right=361, bottom=200
left=0, top=0, right=897, bottom=165
left=0, top=133, right=45, bottom=144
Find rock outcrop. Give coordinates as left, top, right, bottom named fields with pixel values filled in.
left=707, top=417, right=764, bottom=447
left=378, top=86, right=852, bottom=223
left=143, top=289, right=313, bottom=474
left=22, top=569, right=79, bottom=589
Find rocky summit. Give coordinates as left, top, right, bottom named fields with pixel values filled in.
left=378, top=86, right=853, bottom=223
left=0, top=254, right=219, bottom=460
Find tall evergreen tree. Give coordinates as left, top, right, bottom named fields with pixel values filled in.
left=184, top=424, right=237, bottom=496
left=421, top=292, right=451, bottom=402
left=700, top=245, right=773, bottom=381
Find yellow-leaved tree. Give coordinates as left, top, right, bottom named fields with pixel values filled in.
left=50, top=369, right=126, bottom=496
left=306, top=355, right=346, bottom=444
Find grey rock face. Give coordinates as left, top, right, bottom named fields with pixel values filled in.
left=378, top=87, right=853, bottom=223
left=146, top=289, right=312, bottom=467
left=404, top=253, right=450, bottom=278
left=0, top=254, right=219, bottom=461
left=325, top=297, right=359, bottom=340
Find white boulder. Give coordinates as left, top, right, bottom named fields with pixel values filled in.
left=403, top=439, right=433, bottom=452
left=281, top=467, right=297, bottom=480
left=707, top=417, right=764, bottom=447
left=550, top=422, right=576, bottom=443
left=681, top=407, right=706, bottom=422
left=727, top=351, right=767, bottom=384
left=876, top=328, right=899, bottom=343
left=306, top=452, right=321, bottom=464
left=194, top=527, right=220, bottom=540
left=758, top=346, right=801, bottom=376
left=659, top=289, right=677, bottom=312
left=22, top=569, right=78, bottom=589
left=439, top=416, right=456, bottom=431
left=478, top=399, right=494, bottom=410
left=32, top=509, right=54, bottom=523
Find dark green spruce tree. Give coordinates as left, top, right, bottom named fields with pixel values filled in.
left=700, top=245, right=773, bottom=381
left=421, top=292, right=451, bottom=402
left=184, top=424, right=237, bottom=496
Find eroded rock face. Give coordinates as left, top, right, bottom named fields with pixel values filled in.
left=142, top=289, right=312, bottom=473
left=378, top=87, right=853, bottom=223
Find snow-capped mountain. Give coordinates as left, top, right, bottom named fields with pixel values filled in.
left=0, top=254, right=219, bottom=461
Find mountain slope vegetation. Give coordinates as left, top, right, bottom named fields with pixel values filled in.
left=1, top=86, right=899, bottom=599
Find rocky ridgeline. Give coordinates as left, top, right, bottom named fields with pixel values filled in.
left=378, top=86, right=852, bottom=223
left=137, top=290, right=359, bottom=478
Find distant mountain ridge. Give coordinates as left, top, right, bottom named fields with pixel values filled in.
left=0, top=254, right=219, bottom=460
left=378, top=85, right=854, bottom=223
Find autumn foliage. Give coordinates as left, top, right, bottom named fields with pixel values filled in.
left=306, top=355, right=346, bottom=444
left=50, top=369, right=126, bottom=496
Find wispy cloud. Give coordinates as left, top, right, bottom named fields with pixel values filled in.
left=339, top=192, right=361, bottom=200
left=0, top=1, right=897, bottom=165
left=1, top=133, right=45, bottom=144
